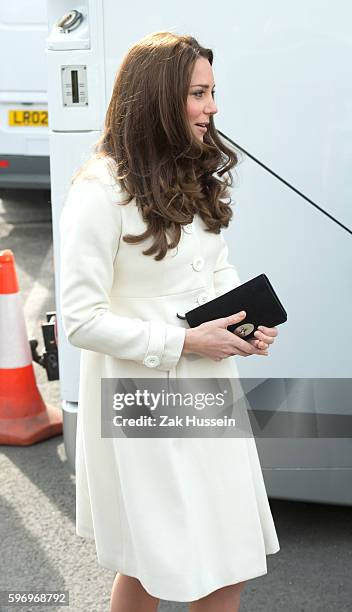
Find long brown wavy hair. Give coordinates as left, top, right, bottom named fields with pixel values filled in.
left=74, top=31, right=241, bottom=260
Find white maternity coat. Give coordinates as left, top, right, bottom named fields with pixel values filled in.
left=59, top=155, right=280, bottom=603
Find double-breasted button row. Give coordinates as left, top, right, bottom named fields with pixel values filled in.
left=192, top=256, right=204, bottom=271
left=143, top=355, right=160, bottom=368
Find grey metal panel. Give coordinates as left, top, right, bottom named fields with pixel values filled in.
left=256, top=438, right=352, bottom=469
left=0, top=155, right=50, bottom=189
left=263, top=468, right=352, bottom=506
left=62, top=404, right=77, bottom=473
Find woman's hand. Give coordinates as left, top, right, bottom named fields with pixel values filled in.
left=183, top=311, right=277, bottom=361
left=247, top=325, right=279, bottom=353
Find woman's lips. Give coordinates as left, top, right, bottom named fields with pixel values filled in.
left=196, top=124, right=207, bottom=133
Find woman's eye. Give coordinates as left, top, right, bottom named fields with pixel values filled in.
left=192, top=90, right=216, bottom=98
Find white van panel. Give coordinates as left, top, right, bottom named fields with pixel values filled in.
left=0, top=1, right=50, bottom=187
left=0, top=2, right=48, bottom=95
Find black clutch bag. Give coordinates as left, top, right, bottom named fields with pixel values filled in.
left=180, top=273, right=287, bottom=340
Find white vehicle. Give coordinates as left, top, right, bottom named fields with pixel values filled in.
left=46, top=0, right=352, bottom=504
left=0, top=2, right=50, bottom=189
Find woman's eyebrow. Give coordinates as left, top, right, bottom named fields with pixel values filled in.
left=190, top=83, right=216, bottom=89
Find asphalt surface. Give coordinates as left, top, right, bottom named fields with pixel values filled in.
left=0, top=188, right=351, bottom=612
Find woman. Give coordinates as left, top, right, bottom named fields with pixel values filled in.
left=60, top=31, right=280, bottom=612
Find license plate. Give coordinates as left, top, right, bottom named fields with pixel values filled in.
left=8, top=110, right=48, bottom=127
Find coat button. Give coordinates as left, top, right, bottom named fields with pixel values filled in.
left=183, top=222, right=194, bottom=234
left=143, top=355, right=160, bottom=368
left=197, top=293, right=208, bottom=305
left=192, top=256, right=204, bottom=271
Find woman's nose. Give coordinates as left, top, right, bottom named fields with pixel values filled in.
left=205, top=99, right=218, bottom=115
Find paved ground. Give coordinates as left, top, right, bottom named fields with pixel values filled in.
left=0, top=188, right=351, bottom=611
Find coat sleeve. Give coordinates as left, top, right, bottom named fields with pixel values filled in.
left=213, top=231, right=241, bottom=297
left=59, top=179, right=186, bottom=371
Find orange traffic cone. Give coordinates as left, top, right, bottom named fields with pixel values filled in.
left=0, top=249, right=62, bottom=445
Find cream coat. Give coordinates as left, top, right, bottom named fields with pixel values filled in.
left=59, top=156, right=280, bottom=602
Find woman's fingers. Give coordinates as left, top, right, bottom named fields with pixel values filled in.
left=257, top=325, right=278, bottom=337
left=248, top=338, right=269, bottom=353
left=229, top=330, right=271, bottom=356
left=233, top=337, right=269, bottom=356
left=232, top=335, right=259, bottom=355
left=254, top=327, right=277, bottom=345
left=254, top=331, right=274, bottom=345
